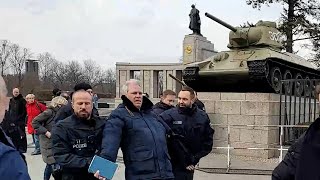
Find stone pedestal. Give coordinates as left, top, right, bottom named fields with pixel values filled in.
left=183, top=34, right=216, bottom=65
left=197, top=92, right=282, bottom=158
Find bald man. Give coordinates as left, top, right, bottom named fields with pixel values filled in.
left=0, top=76, right=30, bottom=179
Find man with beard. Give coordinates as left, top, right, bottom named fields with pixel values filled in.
left=0, top=76, right=30, bottom=179
left=54, top=82, right=99, bottom=123
left=160, top=86, right=214, bottom=180
left=152, top=90, right=176, bottom=116
left=4, top=87, right=27, bottom=153
left=52, top=90, right=105, bottom=180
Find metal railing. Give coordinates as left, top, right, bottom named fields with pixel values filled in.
left=279, top=79, right=319, bottom=145
left=203, top=123, right=310, bottom=175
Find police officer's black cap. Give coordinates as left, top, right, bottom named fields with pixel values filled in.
left=73, top=82, right=92, bottom=91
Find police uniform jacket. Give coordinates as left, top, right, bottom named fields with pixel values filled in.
left=152, top=101, right=174, bottom=116
left=160, top=104, right=214, bottom=171
left=52, top=114, right=105, bottom=180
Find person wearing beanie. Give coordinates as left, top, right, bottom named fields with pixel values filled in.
left=52, top=88, right=61, bottom=98
left=53, top=82, right=99, bottom=123
left=73, top=83, right=92, bottom=92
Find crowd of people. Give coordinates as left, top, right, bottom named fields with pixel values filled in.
left=3, top=73, right=320, bottom=180
left=0, top=76, right=214, bottom=180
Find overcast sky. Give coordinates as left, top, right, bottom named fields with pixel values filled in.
left=0, top=0, right=286, bottom=68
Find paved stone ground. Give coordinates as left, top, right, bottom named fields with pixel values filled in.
left=25, top=133, right=271, bottom=180
left=26, top=153, right=270, bottom=180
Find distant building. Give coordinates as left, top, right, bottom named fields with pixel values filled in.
left=25, top=59, right=39, bottom=78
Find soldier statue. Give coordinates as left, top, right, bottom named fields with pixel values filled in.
left=189, top=4, right=202, bottom=36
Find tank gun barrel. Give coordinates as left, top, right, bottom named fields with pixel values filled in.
left=205, top=12, right=237, bottom=32
left=169, top=74, right=187, bottom=87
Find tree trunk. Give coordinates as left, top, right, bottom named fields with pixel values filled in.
left=286, top=0, right=295, bottom=53
left=0, top=64, right=5, bottom=76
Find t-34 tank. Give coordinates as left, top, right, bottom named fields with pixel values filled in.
left=182, top=12, right=320, bottom=95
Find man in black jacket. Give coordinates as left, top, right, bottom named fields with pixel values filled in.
left=160, top=86, right=214, bottom=180
left=193, top=91, right=205, bottom=112
left=153, top=89, right=176, bottom=116
left=52, top=90, right=105, bottom=180
left=272, top=84, right=320, bottom=180
left=54, top=82, right=99, bottom=123
left=5, top=87, right=27, bottom=153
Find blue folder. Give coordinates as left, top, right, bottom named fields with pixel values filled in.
left=88, top=155, right=118, bottom=179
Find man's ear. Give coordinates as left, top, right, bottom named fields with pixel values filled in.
left=191, top=97, right=196, bottom=104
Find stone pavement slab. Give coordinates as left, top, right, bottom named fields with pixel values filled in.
left=25, top=135, right=271, bottom=179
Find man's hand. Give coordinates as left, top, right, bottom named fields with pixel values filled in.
left=186, top=165, right=195, bottom=171
left=94, top=170, right=106, bottom=180
left=45, top=131, right=51, bottom=138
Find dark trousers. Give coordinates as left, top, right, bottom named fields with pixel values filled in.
left=6, top=125, right=27, bottom=153
left=44, top=164, right=53, bottom=180
left=173, top=169, right=194, bottom=180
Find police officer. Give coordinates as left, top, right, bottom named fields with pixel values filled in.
left=194, top=91, right=205, bottom=112
left=160, top=86, right=214, bottom=180
left=54, top=82, right=99, bottom=123
left=152, top=89, right=176, bottom=116
left=52, top=90, right=105, bottom=180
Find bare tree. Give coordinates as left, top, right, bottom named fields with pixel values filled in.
left=0, top=40, right=11, bottom=76
left=38, top=52, right=56, bottom=83
left=82, top=59, right=105, bottom=88
left=9, top=44, right=32, bottom=88
left=102, top=68, right=116, bottom=95
left=64, top=60, right=84, bottom=88
left=105, top=68, right=116, bottom=83
left=51, top=60, right=67, bottom=88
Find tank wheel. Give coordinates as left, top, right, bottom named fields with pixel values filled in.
left=304, top=76, right=312, bottom=97
left=265, top=62, right=270, bottom=77
left=270, top=67, right=282, bottom=93
left=283, top=70, right=293, bottom=94
left=294, top=73, right=304, bottom=96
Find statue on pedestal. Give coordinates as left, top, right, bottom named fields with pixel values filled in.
left=189, top=4, right=202, bottom=36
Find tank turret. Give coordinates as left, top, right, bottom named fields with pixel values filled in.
left=205, top=13, right=284, bottom=50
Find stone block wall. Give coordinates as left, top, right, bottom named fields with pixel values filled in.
left=198, top=92, right=318, bottom=158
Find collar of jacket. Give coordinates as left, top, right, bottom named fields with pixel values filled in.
left=70, top=114, right=102, bottom=129
left=121, top=95, right=153, bottom=113
left=48, top=106, right=60, bottom=113
left=177, top=104, right=197, bottom=115
left=13, top=94, right=23, bottom=100
left=154, top=101, right=174, bottom=110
